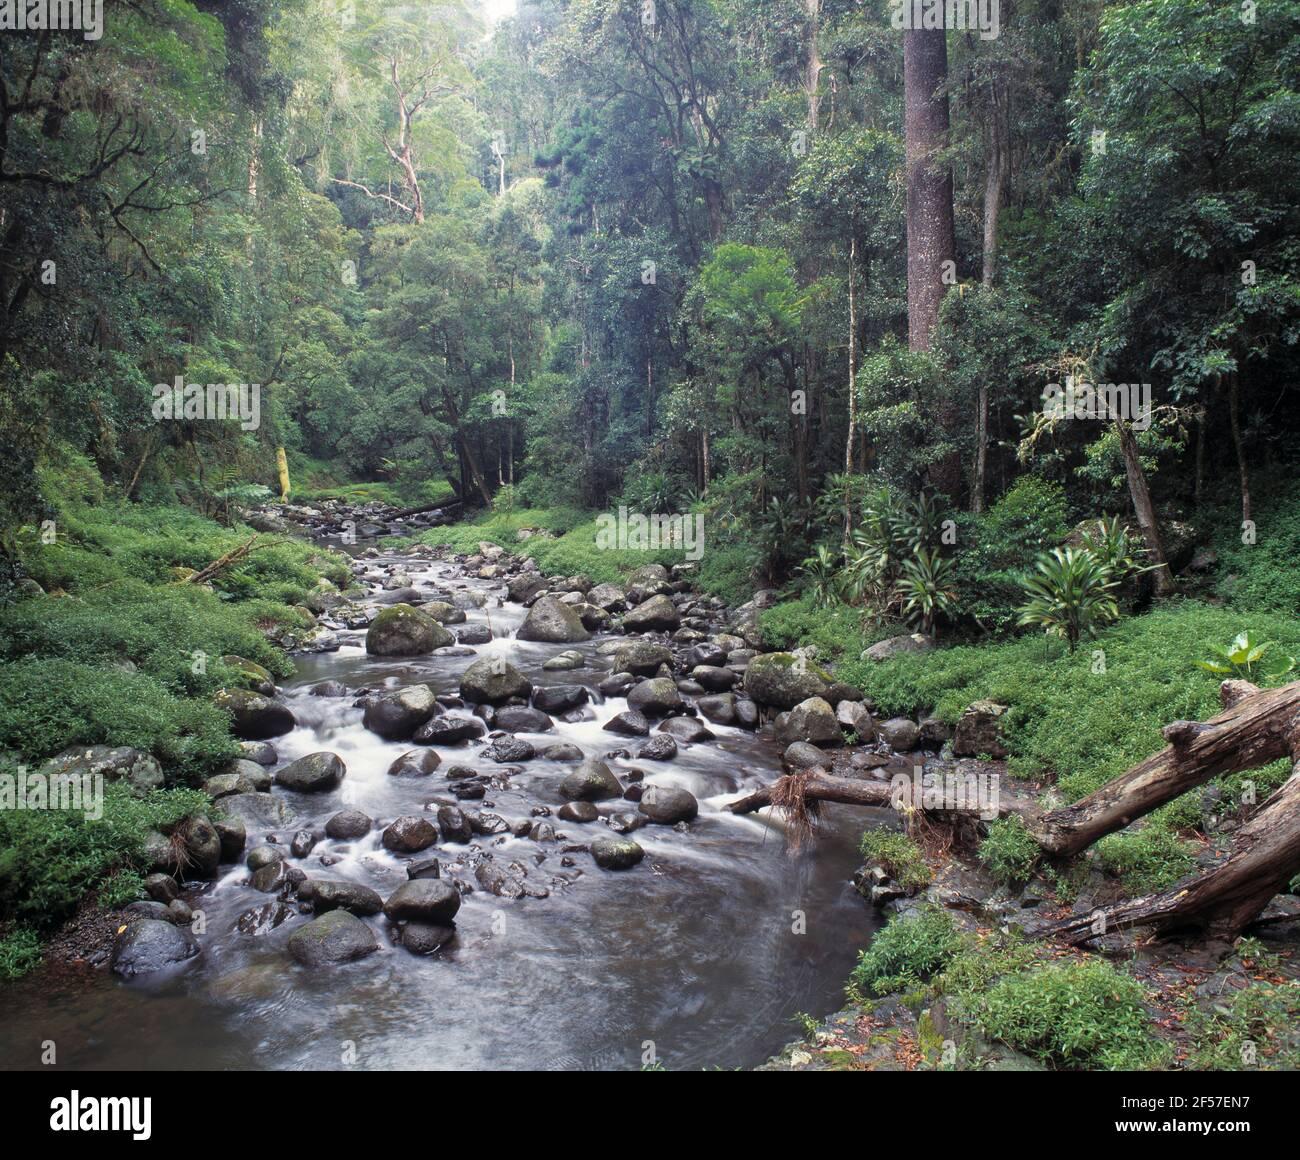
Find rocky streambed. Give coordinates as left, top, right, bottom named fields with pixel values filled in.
left=0, top=517, right=919, bottom=1071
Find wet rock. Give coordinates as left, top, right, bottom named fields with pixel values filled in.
left=288, top=910, right=378, bottom=967
left=382, top=815, right=439, bottom=853
left=414, top=713, right=485, bottom=744
left=365, top=604, right=455, bottom=656
left=532, top=685, right=589, bottom=714
left=235, top=901, right=291, bottom=937
left=697, top=693, right=738, bottom=726
left=623, top=593, right=680, bottom=632
left=639, top=784, right=698, bottom=824
left=363, top=684, right=441, bottom=740
left=202, top=770, right=255, bottom=800
left=953, top=701, right=1010, bottom=758
left=387, top=749, right=441, bottom=778
left=483, top=735, right=536, bottom=763
left=597, top=671, right=637, bottom=697
left=637, top=734, right=678, bottom=761
left=214, top=688, right=296, bottom=740
left=459, top=657, right=533, bottom=705
left=776, top=696, right=841, bottom=747
left=691, top=665, right=737, bottom=691
left=309, top=879, right=384, bottom=917
left=606, top=812, right=646, bottom=834
left=603, top=709, right=649, bottom=737
left=591, top=836, right=645, bottom=869
left=557, top=801, right=599, bottom=823
left=516, top=595, right=591, bottom=643
left=437, top=805, right=474, bottom=844
left=246, top=844, right=284, bottom=872
left=290, top=829, right=318, bottom=858
left=402, top=921, right=455, bottom=955
left=111, top=920, right=199, bottom=978
left=249, top=861, right=289, bottom=893
left=239, top=741, right=278, bottom=765
left=613, top=641, right=674, bottom=676
left=543, top=650, right=585, bottom=671
left=657, top=716, right=714, bottom=744
left=167, top=899, right=193, bottom=925
left=878, top=718, right=921, bottom=752
left=627, top=677, right=684, bottom=718
left=181, top=817, right=221, bottom=879
left=455, top=622, right=492, bottom=645
left=124, top=901, right=173, bottom=923
left=782, top=741, right=828, bottom=772
left=325, top=809, right=373, bottom=839
left=419, top=600, right=466, bottom=624
left=276, top=751, right=346, bottom=793
left=918, top=716, right=952, bottom=748
left=734, top=699, right=760, bottom=729
left=384, top=879, right=461, bottom=924
left=742, top=653, right=831, bottom=709
left=407, top=857, right=442, bottom=880
left=837, top=700, right=875, bottom=738
left=494, top=706, right=554, bottom=733
left=144, top=872, right=179, bottom=904
left=861, top=633, right=933, bottom=663
left=467, top=810, right=510, bottom=835
left=213, top=814, right=247, bottom=863
left=559, top=759, right=623, bottom=802
left=311, top=680, right=348, bottom=698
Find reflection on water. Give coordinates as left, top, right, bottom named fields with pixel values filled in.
left=0, top=552, right=877, bottom=1071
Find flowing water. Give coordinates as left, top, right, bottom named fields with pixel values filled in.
left=0, top=546, right=878, bottom=1071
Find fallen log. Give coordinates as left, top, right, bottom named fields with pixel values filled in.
left=726, top=771, right=896, bottom=816
left=1048, top=751, right=1300, bottom=944
left=1032, top=678, right=1300, bottom=857
left=387, top=498, right=464, bottom=521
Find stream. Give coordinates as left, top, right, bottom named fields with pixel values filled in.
left=0, top=542, right=878, bottom=1071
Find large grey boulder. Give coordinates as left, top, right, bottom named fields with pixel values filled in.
left=742, top=653, right=832, bottom=709
left=622, top=593, right=680, bottom=632
left=613, top=641, right=673, bottom=676
left=365, top=604, right=454, bottom=656
left=516, top=596, right=591, bottom=643
left=775, top=697, right=841, bottom=747
left=878, top=717, right=921, bottom=752
left=861, top=633, right=934, bottom=663
left=626, top=677, right=683, bottom=718
left=638, top=784, right=698, bottom=825
left=383, top=879, right=461, bottom=925
left=307, top=879, right=384, bottom=917
left=288, top=910, right=378, bottom=967
left=953, top=701, right=1011, bottom=758
left=275, top=752, right=346, bottom=793
left=559, top=759, right=623, bottom=802
left=363, top=685, right=441, bottom=740
left=111, top=919, right=199, bottom=978
left=39, top=745, right=164, bottom=795
left=459, top=657, right=532, bottom=705
left=214, top=688, right=295, bottom=739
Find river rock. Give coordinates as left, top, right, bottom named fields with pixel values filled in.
left=638, top=784, right=698, bottom=824
left=459, top=657, right=532, bottom=705
left=366, top=604, right=454, bottom=656
left=288, top=910, right=378, bottom=967
left=419, top=600, right=465, bottom=624
left=414, top=713, right=485, bottom=744
left=734, top=698, right=760, bottom=729
left=239, top=740, right=278, bottom=765
left=325, top=809, right=373, bottom=839
left=657, top=716, right=714, bottom=744
left=637, top=734, right=678, bottom=761
left=222, top=654, right=276, bottom=695
left=311, top=680, right=348, bottom=698
left=691, top=665, right=737, bottom=692
left=559, top=758, right=623, bottom=802
left=742, top=653, right=831, bottom=709
left=309, top=879, right=384, bottom=917
left=214, top=689, right=296, bottom=739
left=214, top=791, right=293, bottom=830
left=248, top=860, right=288, bottom=892
left=144, top=872, right=179, bottom=904
left=111, top=919, right=199, bottom=978
left=384, top=879, right=461, bottom=924
left=381, top=815, right=438, bottom=853
left=603, top=709, right=649, bottom=737
left=783, top=741, right=828, bottom=772
left=403, top=922, right=456, bottom=955
left=613, top=641, right=673, bottom=676
left=276, top=751, right=346, bottom=793
left=516, top=595, right=591, bottom=643
left=557, top=801, right=599, bottom=823
left=290, top=829, right=318, bottom=857
left=697, top=693, right=737, bottom=726
left=363, top=683, right=438, bottom=739
left=437, top=805, right=474, bottom=844
left=837, top=700, right=875, bottom=738
left=626, top=677, right=683, bottom=717
left=456, top=623, right=492, bottom=645
left=591, top=836, right=644, bottom=870
left=213, top=814, right=246, bottom=862
left=483, top=735, right=536, bottom=762
left=776, top=696, right=841, bottom=747
left=919, top=715, right=952, bottom=748
left=387, top=749, right=441, bottom=778
left=587, top=582, right=627, bottom=610
left=246, top=844, right=284, bottom=871
left=532, top=685, right=589, bottom=714
left=597, top=671, right=637, bottom=697
left=953, top=700, right=1011, bottom=758
left=543, top=650, right=585, bottom=671
left=494, top=705, right=554, bottom=733
left=878, top=717, right=921, bottom=752
left=622, top=593, right=680, bottom=632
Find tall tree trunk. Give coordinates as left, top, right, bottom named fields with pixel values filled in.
left=904, top=29, right=959, bottom=498
left=843, top=236, right=858, bottom=544
left=804, top=0, right=822, bottom=131
left=1228, top=370, right=1252, bottom=529
left=1115, top=417, right=1175, bottom=595
left=972, top=79, right=1007, bottom=516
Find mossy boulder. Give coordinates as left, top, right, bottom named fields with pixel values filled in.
left=516, top=595, right=591, bottom=643
left=742, top=652, right=832, bottom=709
left=214, top=688, right=295, bottom=740
left=459, top=657, right=532, bottom=705
left=365, top=603, right=454, bottom=656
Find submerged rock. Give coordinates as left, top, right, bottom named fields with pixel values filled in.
left=287, top=910, right=378, bottom=967
left=591, top=837, right=645, bottom=870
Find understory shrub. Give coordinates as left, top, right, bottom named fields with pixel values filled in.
left=851, top=907, right=960, bottom=996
